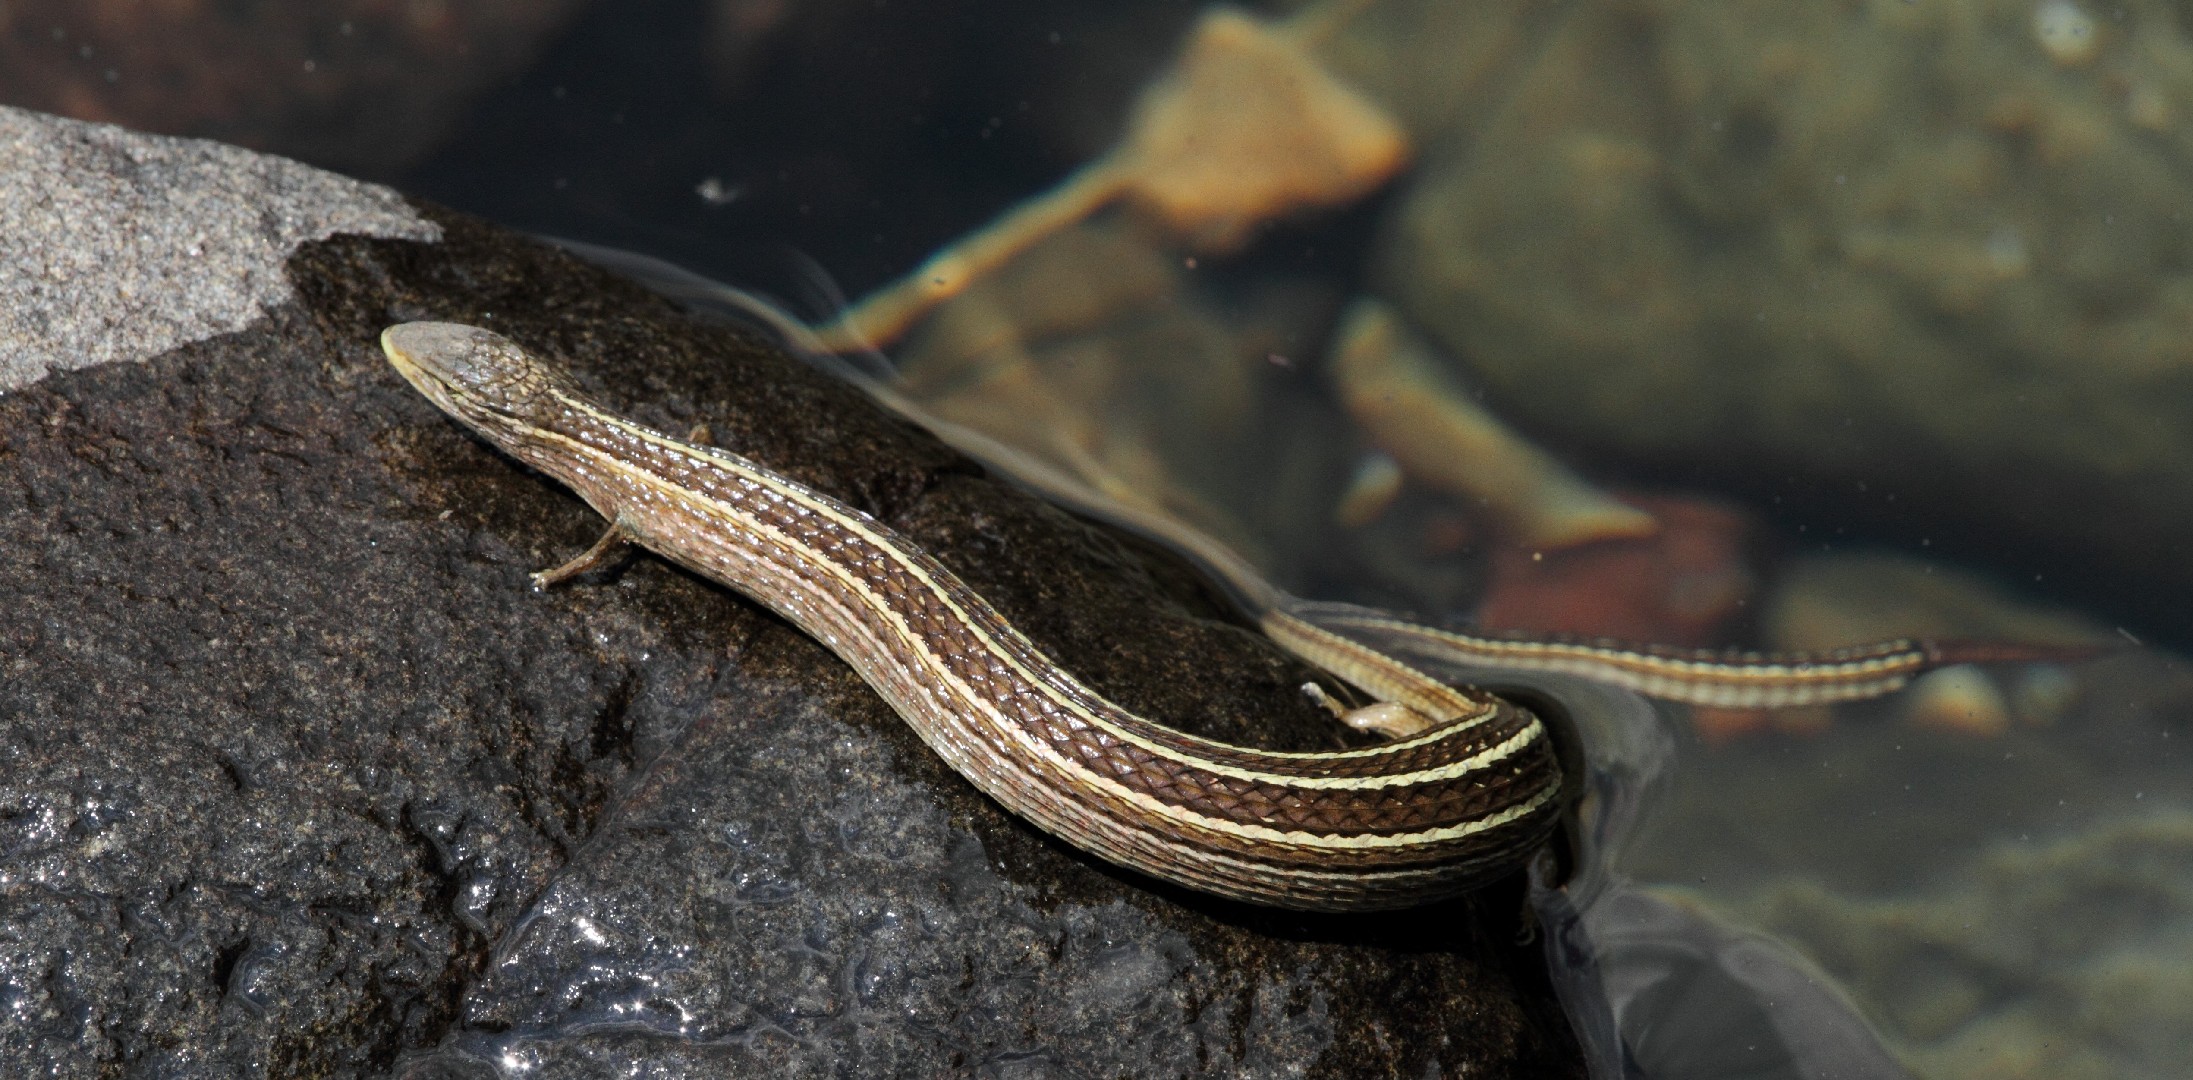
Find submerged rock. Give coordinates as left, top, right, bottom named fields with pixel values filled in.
left=0, top=107, right=1580, bottom=1078
left=1362, top=0, right=2193, bottom=607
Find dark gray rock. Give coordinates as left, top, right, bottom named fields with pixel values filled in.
left=0, top=109, right=1581, bottom=1077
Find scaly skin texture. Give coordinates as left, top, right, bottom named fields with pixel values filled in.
left=382, top=321, right=1562, bottom=911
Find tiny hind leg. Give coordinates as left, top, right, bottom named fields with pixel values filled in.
left=531, top=516, right=636, bottom=590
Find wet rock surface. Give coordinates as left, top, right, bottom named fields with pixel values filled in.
left=0, top=111, right=1581, bottom=1077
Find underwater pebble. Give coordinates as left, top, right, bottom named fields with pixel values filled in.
left=1475, top=493, right=1753, bottom=646
left=1903, top=665, right=2012, bottom=736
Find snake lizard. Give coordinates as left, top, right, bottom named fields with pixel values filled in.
left=381, top=321, right=2048, bottom=911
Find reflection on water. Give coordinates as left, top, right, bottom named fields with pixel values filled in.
left=10, top=0, right=2193, bottom=1075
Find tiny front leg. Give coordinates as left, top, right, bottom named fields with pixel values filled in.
left=531, top=517, right=635, bottom=590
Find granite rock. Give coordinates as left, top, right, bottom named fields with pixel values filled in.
left=0, top=105, right=438, bottom=389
